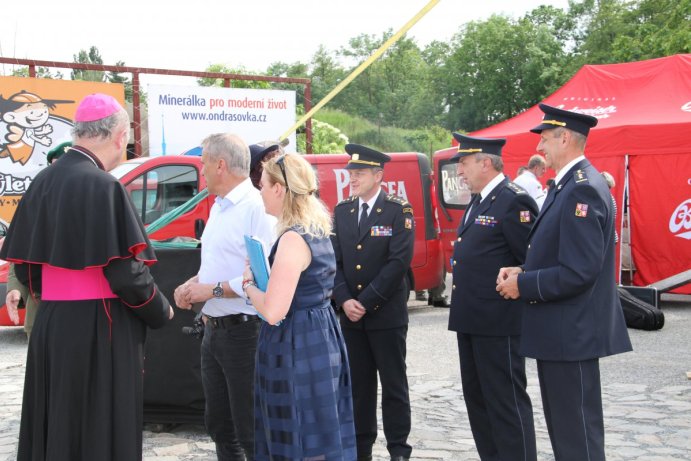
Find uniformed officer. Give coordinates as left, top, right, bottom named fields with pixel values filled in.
left=497, top=104, right=632, bottom=461
left=331, top=144, right=415, bottom=461
left=448, top=133, right=538, bottom=461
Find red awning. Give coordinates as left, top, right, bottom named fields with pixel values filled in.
left=469, top=54, right=691, bottom=162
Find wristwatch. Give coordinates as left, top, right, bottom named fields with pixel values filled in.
left=212, top=282, right=224, bottom=298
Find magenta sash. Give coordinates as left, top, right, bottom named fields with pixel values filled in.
left=42, top=264, right=117, bottom=300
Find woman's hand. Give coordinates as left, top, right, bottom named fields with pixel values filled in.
left=243, top=260, right=254, bottom=283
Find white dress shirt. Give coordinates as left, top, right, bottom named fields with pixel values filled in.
left=358, top=189, right=382, bottom=222
left=199, top=178, right=276, bottom=316
left=554, top=155, right=586, bottom=185
left=514, top=170, right=545, bottom=205
left=479, top=172, right=507, bottom=203
left=465, top=173, right=506, bottom=224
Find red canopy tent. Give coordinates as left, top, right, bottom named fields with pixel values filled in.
left=466, top=54, right=691, bottom=293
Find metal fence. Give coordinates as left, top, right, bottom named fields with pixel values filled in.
left=0, top=57, right=313, bottom=156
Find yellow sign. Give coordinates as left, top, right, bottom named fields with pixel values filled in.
left=0, top=77, right=125, bottom=224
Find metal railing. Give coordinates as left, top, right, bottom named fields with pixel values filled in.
left=0, top=57, right=313, bottom=155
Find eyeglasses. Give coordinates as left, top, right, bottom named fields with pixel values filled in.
left=276, top=155, right=290, bottom=192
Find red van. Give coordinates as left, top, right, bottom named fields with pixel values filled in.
left=305, top=153, right=444, bottom=292
left=0, top=152, right=447, bottom=326
left=0, top=220, right=13, bottom=325
left=110, top=152, right=445, bottom=292
left=433, top=146, right=473, bottom=274
left=108, top=155, right=214, bottom=241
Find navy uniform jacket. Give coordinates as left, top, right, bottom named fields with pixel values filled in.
left=518, top=159, right=632, bottom=361
left=332, top=190, right=415, bottom=330
left=449, top=178, right=538, bottom=336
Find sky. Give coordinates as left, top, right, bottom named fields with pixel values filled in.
left=0, top=0, right=570, bottom=84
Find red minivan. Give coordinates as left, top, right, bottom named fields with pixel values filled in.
left=0, top=152, right=448, bottom=325
left=111, top=152, right=445, bottom=292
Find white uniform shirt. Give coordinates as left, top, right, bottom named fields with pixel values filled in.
left=514, top=170, right=545, bottom=208
left=479, top=172, right=506, bottom=202
left=554, top=155, right=586, bottom=185
left=358, top=189, right=382, bottom=222
left=199, top=178, right=276, bottom=316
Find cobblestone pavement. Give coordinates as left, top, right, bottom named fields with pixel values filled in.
left=1, top=294, right=690, bottom=460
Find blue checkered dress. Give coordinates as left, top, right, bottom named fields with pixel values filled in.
left=255, top=230, right=356, bottom=460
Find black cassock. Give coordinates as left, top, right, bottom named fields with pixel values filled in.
left=0, top=147, right=170, bottom=461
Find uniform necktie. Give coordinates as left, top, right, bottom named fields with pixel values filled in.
left=464, top=194, right=480, bottom=225
left=359, top=203, right=369, bottom=233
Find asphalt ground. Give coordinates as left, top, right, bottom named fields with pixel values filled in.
left=1, top=291, right=690, bottom=460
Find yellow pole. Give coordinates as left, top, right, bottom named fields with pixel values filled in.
left=280, top=0, right=441, bottom=142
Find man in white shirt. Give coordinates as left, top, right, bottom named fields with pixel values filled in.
left=174, top=133, right=275, bottom=461
left=514, top=154, right=547, bottom=208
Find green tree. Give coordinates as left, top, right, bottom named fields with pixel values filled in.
left=524, top=4, right=578, bottom=46
left=557, top=0, right=689, bottom=69
left=444, top=14, right=567, bottom=132
left=197, top=64, right=271, bottom=89
left=404, top=40, right=451, bottom=129
left=377, top=35, right=429, bottom=126
left=336, top=32, right=388, bottom=121
left=335, top=31, right=440, bottom=130
left=265, top=60, right=309, bottom=106
left=71, top=46, right=106, bottom=82
left=10, top=67, right=63, bottom=79
left=610, top=0, right=691, bottom=61
left=308, top=45, right=347, bottom=104
left=106, top=60, right=133, bottom=102
left=572, top=0, right=630, bottom=65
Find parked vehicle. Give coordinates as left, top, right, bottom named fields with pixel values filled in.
left=433, top=147, right=473, bottom=274
left=1, top=152, right=453, bottom=325
left=0, top=220, right=15, bottom=326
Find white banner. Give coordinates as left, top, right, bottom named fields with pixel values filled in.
left=147, top=84, right=296, bottom=157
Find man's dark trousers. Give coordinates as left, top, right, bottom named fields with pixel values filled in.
left=343, top=326, right=412, bottom=459
left=537, top=359, right=605, bottom=461
left=457, top=333, right=537, bottom=461
left=201, top=318, right=260, bottom=461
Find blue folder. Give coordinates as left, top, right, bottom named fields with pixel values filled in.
left=244, top=235, right=270, bottom=291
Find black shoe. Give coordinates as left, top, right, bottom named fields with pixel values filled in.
left=390, top=456, right=410, bottom=461
left=357, top=456, right=372, bottom=461
left=431, top=297, right=450, bottom=308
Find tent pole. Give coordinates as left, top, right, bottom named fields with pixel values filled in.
left=623, top=155, right=632, bottom=285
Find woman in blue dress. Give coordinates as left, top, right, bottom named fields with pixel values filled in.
left=243, top=153, right=356, bottom=461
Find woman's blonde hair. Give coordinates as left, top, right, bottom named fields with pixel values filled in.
left=263, top=153, right=332, bottom=239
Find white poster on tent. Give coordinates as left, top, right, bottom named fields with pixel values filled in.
left=147, top=84, right=296, bottom=157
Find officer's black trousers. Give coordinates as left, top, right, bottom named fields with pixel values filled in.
left=537, top=358, right=605, bottom=461
left=343, top=326, right=412, bottom=459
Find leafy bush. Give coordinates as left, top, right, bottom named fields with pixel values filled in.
left=296, top=119, right=349, bottom=154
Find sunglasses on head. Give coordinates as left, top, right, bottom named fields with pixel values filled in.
left=275, top=155, right=290, bottom=191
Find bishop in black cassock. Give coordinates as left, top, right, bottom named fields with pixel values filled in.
left=0, top=93, right=172, bottom=461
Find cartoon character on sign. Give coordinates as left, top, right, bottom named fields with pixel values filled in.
left=0, top=91, right=73, bottom=165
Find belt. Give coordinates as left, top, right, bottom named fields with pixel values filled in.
left=206, top=313, right=259, bottom=329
